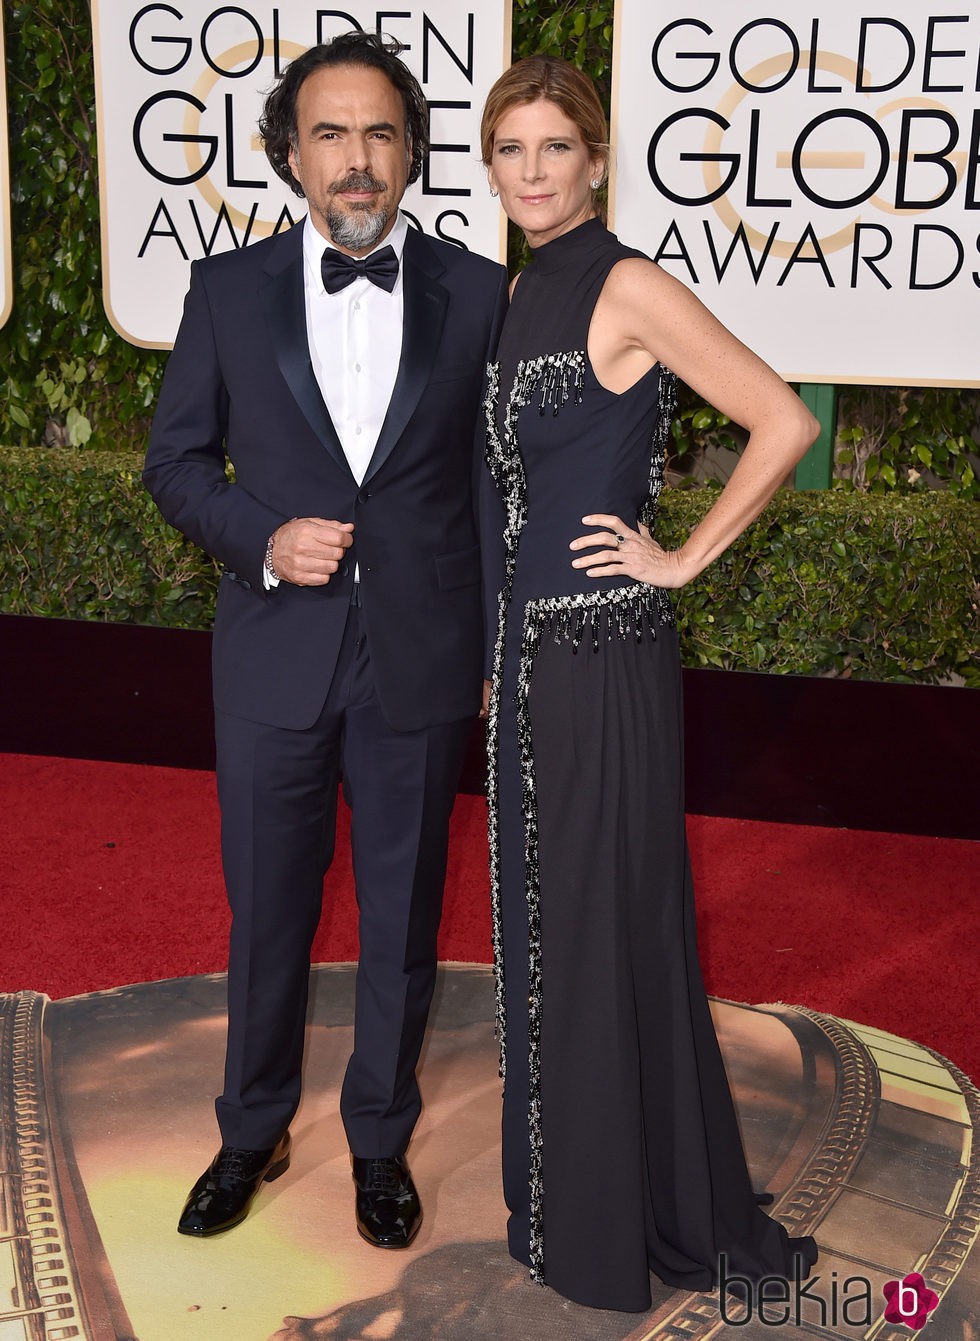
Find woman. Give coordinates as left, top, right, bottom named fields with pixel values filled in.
left=479, top=57, right=820, bottom=1313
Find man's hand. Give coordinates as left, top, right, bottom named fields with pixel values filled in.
left=271, top=518, right=354, bottom=586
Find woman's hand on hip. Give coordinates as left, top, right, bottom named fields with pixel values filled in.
left=569, top=514, right=695, bottom=589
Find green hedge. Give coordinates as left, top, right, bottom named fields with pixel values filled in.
left=0, top=448, right=220, bottom=627
left=656, top=488, right=978, bottom=685
left=2, top=448, right=976, bottom=686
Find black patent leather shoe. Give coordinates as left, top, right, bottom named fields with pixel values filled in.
left=352, top=1155, right=422, bottom=1249
left=177, top=1132, right=291, bottom=1236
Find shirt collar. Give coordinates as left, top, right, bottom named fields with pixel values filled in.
left=303, top=212, right=409, bottom=295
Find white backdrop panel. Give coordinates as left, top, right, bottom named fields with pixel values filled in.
left=0, top=9, right=12, bottom=330
left=93, top=3, right=511, bottom=348
left=611, top=4, right=980, bottom=386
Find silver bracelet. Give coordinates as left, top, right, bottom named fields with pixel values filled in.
left=264, top=532, right=279, bottom=581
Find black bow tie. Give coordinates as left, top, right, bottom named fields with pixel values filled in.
left=321, top=245, right=399, bottom=294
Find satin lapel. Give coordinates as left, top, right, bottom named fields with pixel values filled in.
left=363, top=231, right=448, bottom=484
left=259, top=228, right=351, bottom=477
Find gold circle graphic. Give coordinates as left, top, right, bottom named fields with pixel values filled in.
left=698, top=50, right=961, bottom=260
left=180, top=38, right=307, bottom=239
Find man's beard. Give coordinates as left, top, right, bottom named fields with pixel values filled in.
left=324, top=171, right=390, bottom=252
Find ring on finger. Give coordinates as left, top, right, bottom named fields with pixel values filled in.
left=615, top=532, right=627, bottom=547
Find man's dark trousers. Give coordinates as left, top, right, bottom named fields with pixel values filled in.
left=213, top=599, right=470, bottom=1155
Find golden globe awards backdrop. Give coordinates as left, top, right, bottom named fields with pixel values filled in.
left=610, top=5, right=980, bottom=387
left=0, top=8, right=12, bottom=330
left=92, top=3, right=511, bottom=348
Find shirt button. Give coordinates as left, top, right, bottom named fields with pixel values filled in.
left=355, top=426, right=362, bottom=435
left=354, top=363, right=361, bottom=373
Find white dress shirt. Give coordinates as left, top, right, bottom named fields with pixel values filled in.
left=265, top=212, right=408, bottom=587
left=303, top=210, right=407, bottom=483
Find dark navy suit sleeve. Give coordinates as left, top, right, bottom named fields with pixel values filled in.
left=143, top=259, right=287, bottom=590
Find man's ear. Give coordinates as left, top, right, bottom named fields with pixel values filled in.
left=287, top=143, right=308, bottom=197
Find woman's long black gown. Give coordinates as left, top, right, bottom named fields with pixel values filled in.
left=483, top=217, right=817, bottom=1312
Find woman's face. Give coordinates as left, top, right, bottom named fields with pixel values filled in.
left=487, top=98, right=602, bottom=247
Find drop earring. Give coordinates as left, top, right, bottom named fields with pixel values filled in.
left=490, top=186, right=498, bottom=198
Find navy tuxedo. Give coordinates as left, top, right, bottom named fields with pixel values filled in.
left=145, top=220, right=507, bottom=1154
left=146, top=222, right=508, bottom=732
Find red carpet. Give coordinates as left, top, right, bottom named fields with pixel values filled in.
left=1, top=752, right=976, bottom=1080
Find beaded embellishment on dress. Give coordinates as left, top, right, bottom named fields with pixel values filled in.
left=639, top=369, right=676, bottom=532
left=514, top=585, right=674, bottom=1281
left=483, top=349, right=588, bottom=1086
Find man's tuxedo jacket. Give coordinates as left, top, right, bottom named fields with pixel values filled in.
left=144, top=222, right=508, bottom=733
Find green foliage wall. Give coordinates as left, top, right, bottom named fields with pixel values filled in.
left=0, top=0, right=977, bottom=494
left=3, top=448, right=977, bottom=686
left=1, top=1, right=167, bottom=452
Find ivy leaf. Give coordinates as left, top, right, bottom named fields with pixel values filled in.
left=66, top=406, right=92, bottom=445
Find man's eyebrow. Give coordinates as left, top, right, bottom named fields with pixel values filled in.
left=307, top=121, right=399, bottom=135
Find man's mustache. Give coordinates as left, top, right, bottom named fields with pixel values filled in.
left=330, top=171, right=387, bottom=195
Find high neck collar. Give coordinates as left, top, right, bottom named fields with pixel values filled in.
left=527, top=216, right=609, bottom=274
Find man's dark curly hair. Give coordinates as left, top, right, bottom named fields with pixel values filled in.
left=260, top=31, right=429, bottom=195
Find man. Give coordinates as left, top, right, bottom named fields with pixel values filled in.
left=143, top=31, right=507, bottom=1249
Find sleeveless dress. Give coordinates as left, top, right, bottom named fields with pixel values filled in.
left=482, top=217, right=817, bottom=1312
